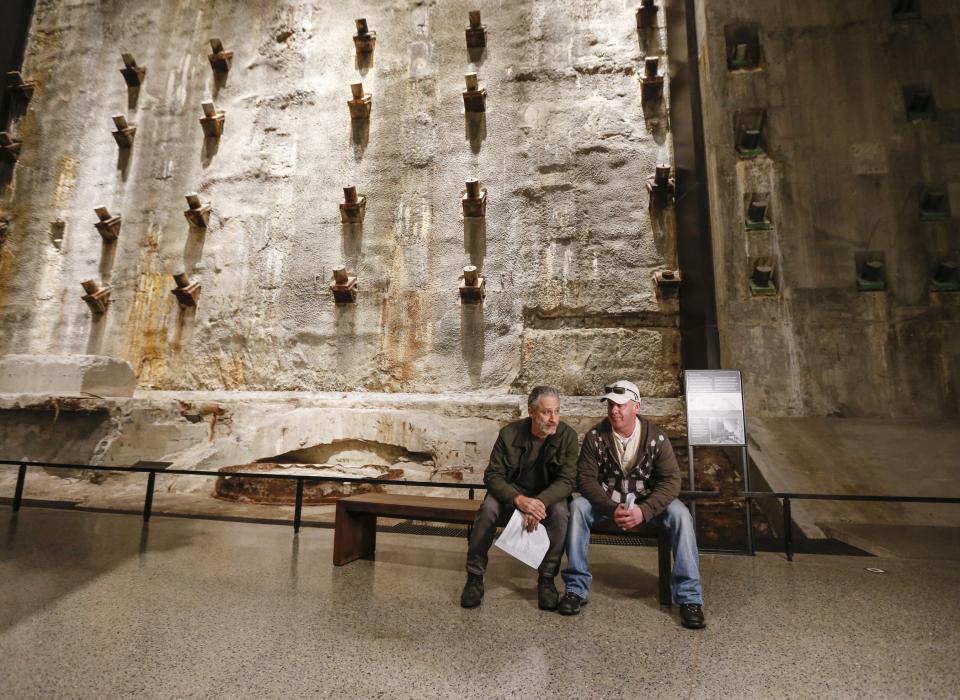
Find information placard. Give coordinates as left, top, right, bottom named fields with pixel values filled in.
left=684, top=370, right=746, bottom=446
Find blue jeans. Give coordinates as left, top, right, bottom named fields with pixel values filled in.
left=561, top=496, right=704, bottom=605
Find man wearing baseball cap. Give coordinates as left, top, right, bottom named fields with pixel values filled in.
left=558, top=379, right=706, bottom=629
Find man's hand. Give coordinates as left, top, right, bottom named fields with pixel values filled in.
left=613, top=504, right=644, bottom=530
left=514, top=494, right=547, bottom=522
left=522, top=513, right=540, bottom=532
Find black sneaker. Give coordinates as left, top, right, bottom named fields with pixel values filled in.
left=537, top=576, right=559, bottom=611
left=558, top=591, right=587, bottom=616
left=460, top=574, right=484, bottom=608
left=679, top=603, right=706, bottom=629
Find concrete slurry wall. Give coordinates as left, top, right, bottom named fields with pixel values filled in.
left=0, top=0, right=679, bottom=399
left=697, top=0, right=960, bottom=418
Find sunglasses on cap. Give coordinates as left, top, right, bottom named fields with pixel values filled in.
left=604, top=385, right=639, bottom=400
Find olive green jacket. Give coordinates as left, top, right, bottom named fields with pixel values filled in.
left=483, top=418, right=579, bottom=507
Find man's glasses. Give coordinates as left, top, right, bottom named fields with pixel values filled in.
left=604, top=386, right=638, bottom=400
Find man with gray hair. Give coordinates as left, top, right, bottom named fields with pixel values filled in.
left=461, top=386, right=579, bottom=610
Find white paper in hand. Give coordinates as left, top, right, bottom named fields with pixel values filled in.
left=493, top=510, right=550, bottom=570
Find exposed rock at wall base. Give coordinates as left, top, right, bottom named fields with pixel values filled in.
left=214, top=463, right=407, bottom=505
left=0, top=390, right=686, bottom=490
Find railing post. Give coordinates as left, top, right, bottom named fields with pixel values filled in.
left=143, top=471, right=156, bottom=522
left=741, top=447, right=754, bottom=555
left=12, top=463, right=27, bottom=511
left=783, top=496, right=793, bottom=562
left=294, top=478, right=304, bottom=533
left=687, top=445, right=697, bottom=525
left=467, top=488, right=477, bottom=539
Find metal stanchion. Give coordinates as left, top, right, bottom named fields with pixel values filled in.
left=687, top=445, right=697, bottom=524
left=294, top=479, right=304, bottom=533
left=12, top=463, right=27, bottom=512
left=783, top=496, right=793, bottom=561
left=741, top=447, right=754, bottom=555
left=142, top=471, right=156, bottom=522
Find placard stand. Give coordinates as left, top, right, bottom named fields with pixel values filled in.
left=684, top=370, right=754, bottom=554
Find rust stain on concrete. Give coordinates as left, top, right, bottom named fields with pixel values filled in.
left=379, top=290, right=426, bottom=385
left=122, top=272, right=174, bottom=386
left=216, top=352, right=246, bottom=390
left=0, top=247, right=15, bottom=309
left=52, top=156, right=78, bottom=210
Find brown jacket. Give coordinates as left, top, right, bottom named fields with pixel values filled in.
left=576, top=417, right=680, bottom=523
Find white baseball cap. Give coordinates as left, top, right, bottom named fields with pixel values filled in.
left=600, top=379, right=641, bottom=405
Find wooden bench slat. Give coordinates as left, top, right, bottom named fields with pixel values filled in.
left=337, top=493, right=480, bottom=522
left=337, top=493, right=477, bottom=508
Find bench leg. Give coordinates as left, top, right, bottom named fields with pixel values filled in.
left=657, top=528, right=672, bottom=606
left=333, top=505, right=377, bottom=566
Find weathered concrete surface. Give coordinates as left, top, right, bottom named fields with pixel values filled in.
left=697, top=0, right=960, bottom=419
left=748, top=417, right=960, bottom=552
left=0, top=354, right=136, bottom=396
left=517, top=327, right=680, bottom=396
left=0, top=0, right=677, bottom=398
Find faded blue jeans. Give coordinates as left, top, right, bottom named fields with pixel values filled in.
left=561, top=496, right=704, bottom=605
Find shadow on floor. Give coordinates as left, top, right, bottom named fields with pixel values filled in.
left=0, top=509, right=189, bottom=632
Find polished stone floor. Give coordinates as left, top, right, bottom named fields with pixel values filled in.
left=1, top=508, right=957, bottom=699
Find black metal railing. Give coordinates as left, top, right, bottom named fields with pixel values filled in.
left=2, top=459, right=486, bottom=533
left=16, top=460, right=956, bottom=561
left=740, top=491, right=960, bottom=561
left=1, top=459, right=718, bottom=536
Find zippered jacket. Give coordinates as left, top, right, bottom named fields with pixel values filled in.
left=483, top=418, right=579, bottom=506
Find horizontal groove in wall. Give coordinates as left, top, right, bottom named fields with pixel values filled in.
left=522, top=310, right=680, bottom=330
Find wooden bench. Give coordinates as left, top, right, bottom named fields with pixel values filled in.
left=332, top=493, right=673, bottom=606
